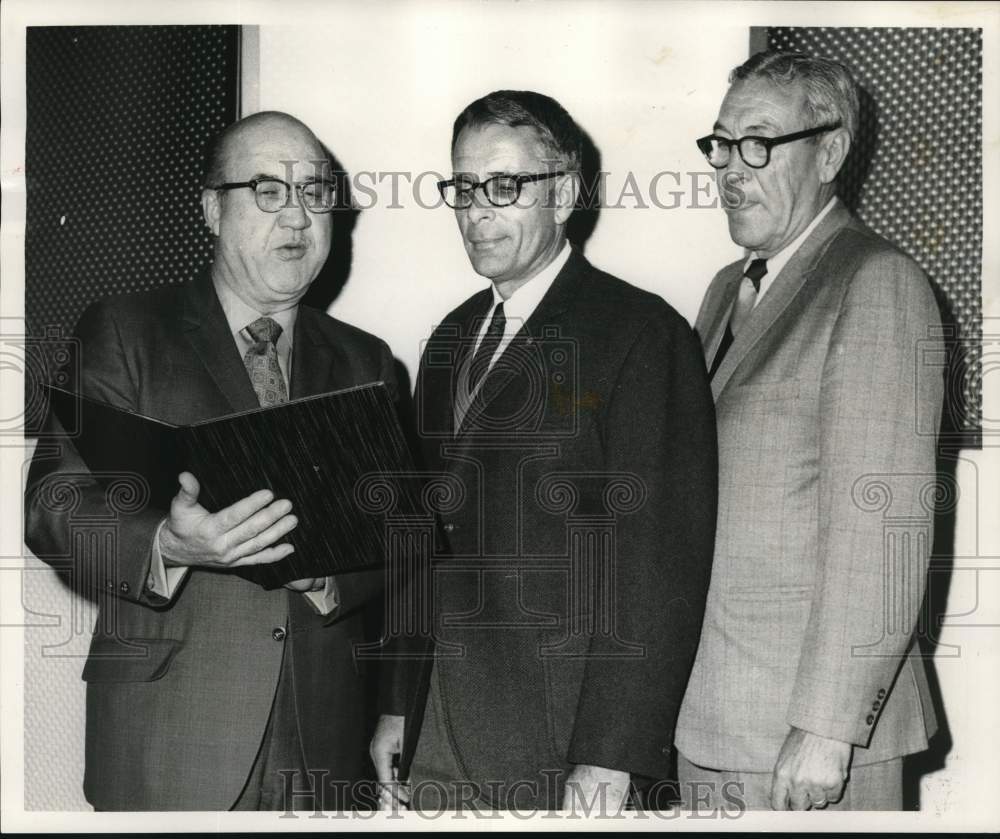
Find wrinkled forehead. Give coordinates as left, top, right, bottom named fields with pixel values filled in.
left=223, top=120, right=328, bottom=181
left=715, top=78, right=809, bottom=135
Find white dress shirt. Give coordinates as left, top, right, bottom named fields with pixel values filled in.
left=472, top=240, right=571, bottom=366
left=742, top=195, right=839, bottom=307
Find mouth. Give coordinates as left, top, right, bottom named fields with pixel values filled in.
left=274, top=243, right=308, bottom=260
left=466, top=236, right=507, bottom=253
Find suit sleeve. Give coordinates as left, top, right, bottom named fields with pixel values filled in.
left=566, top=309, right=718, bottom=779
left=786, top=252, right=943, bottom=746
left=24, top=302, right=169, bottom=606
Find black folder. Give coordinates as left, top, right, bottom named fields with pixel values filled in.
left=44, top=382, right=421, bottom=589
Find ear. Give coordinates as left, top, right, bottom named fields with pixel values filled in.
left=553, top=172, right=580, bottom=225
left=817, top=127, right=851, bottom=185
left=201, top=188, right=222, bottom=235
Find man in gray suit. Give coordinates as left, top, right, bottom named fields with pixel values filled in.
left=675, top=51, right=944, bottom=810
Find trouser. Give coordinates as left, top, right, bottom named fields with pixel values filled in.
left=676, top=750, right=903, bottom=811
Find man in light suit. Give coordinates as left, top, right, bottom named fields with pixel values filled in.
left=24, top=111, right=394, bottom=810
left=370, top=90, right=717, bottom=811
left=675, top=51, right=944, bottom=810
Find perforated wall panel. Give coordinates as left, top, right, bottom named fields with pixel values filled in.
left=22, top=25, right=239, bottom=810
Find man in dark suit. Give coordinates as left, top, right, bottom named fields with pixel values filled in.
left=676, top=51, right=944, bottom=810
left=370, top=90, right=717, bottom=811
left=24, top=111, right=394, bottom=810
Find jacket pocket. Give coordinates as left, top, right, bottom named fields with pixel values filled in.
left=725, top=584, right=814, bottom=602
left=81, top=637, right=183, bottom=683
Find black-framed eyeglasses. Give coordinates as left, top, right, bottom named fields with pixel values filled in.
left=210, top=177, right=338, bottom=213
left=437, top=171, right=565, bottom=209
left=696, top=122, right=842, bottom=170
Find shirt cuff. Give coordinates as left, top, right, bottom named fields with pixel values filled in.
left=303, top=576, right=340, bottom=616
left=146, top=519, right=189, bottom=601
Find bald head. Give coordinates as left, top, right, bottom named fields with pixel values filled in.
left=203, top=111, right=326, bottom=188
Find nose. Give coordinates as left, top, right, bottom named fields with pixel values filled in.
left=719, top=150, right=751, bottom=208
left=278, top=187, right=312, bottom=230
left=464, top=186, right=495, bottom=224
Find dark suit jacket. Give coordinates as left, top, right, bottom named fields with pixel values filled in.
left=24, top=270, right=396, bottom=810
left=385, top=249, right=717, bottom=807
left=676, top=202, right=943, bottom=771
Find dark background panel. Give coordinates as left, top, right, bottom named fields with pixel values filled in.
left=24, top=25, right=239, bottom=432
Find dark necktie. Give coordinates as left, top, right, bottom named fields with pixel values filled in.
left=468, top=302, right=506, bottom=391
left=708, top=258, right=767, bottom=379
left=243, top=316, right=288, bottom=406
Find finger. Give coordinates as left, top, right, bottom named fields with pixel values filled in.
left=371, top=742, right=395, bottom=785
left=230, top=540, right=296, bottom=567
left=770, top=774, right=790, bottom=811
left=223, top=498, right=294, bottom=547
left=225, top=512, right=298, bottom=563
left=214, top=488, right=281, bottom=531
left=808, top=786, right=829, bottom=809
left=788, top=783, right=812, bottom=811
left=174, top=472, right=201, bottom=506
left=824, top=779, right=846, bottom=805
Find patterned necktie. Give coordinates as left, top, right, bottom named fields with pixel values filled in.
left=468, top=302, right=506, bottom=391
left=243, top=316, right=288, bottom=406
left=709, top=258, right=768, bottom=379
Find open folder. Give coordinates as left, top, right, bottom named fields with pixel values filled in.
left=44, top=382, right=422, bottom=590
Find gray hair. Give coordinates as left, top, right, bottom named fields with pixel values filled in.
left=730, top=50, right=860, bottom=141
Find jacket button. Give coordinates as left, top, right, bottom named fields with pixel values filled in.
left=866, top=714, right=875, bottom=725
left=272, top=627, right=286, bottom=642
left=443, top=523, right=455, bottom=533
left=661, top=746, right=672, bottom=756
left=877, top=688, right=886, bottom=699
left=119, top=581, right=130, bottom=594
left=872, top=700, right=881, bottom=711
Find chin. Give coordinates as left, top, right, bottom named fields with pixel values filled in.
left=727, top=216, right=770, bottom=252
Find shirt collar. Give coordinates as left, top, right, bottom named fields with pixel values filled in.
left=745, top=195, right=839, bottom=299
left=488, top=240, right=571, bottom=324
left=212, top=273, right=298, bottom=343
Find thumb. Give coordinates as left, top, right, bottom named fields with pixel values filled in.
left=175, top=471, right=201, bottom=506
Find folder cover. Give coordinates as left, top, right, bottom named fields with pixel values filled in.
left=44, top=382, right=421, bottom=589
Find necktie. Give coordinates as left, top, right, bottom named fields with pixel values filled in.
left=244, top=316, right=288, bottom=406
left=709, top=258, right=767, bottom=379
left=467, top=302, right=506, bottom=391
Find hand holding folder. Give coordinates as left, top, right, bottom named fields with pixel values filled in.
left=45, top=381, right=422, bottom=589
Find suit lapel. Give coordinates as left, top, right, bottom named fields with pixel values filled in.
left=290, top=307, right=338, bottom=400
left=180, top=270, right=260, bottom=414
left=698, top=266, right=742, bottom=367
left=456, top=249, right=581, bottom=436
left=710, top=202, right=853, bottom=400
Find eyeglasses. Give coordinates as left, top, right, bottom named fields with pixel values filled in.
left=211, top=177, right=338, bottom=213
left=437, top=172, right=565, bottom=209
left=696, top=123, right=842, bottom=169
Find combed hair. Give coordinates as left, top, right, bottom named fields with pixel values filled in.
left=451, top=90, right=583, bottom=172
left=730, top=51, right=860, bottom=141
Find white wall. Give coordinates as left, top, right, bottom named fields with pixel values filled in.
left=257, top=2, right=744, bottom=379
